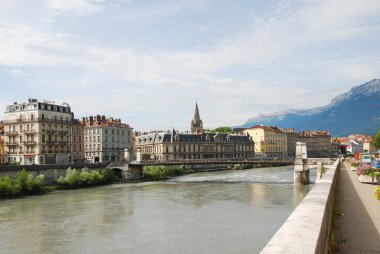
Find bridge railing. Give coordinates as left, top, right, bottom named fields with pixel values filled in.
left=129, top=157, right=295, bottom=165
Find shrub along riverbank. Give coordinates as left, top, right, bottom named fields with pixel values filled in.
left=0, top=167, right=118, bottom=199
left=143, top=165, right=192, bottom=180
left=0, top=169, right=49, bottom=198
left=57, top=167, right=117, bottom=189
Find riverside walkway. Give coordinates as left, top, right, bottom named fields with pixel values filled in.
left=332, top=162, right=380, bottom=253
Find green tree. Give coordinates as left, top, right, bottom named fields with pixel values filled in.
left=204, top=126, right=232, bottom=133
left=371, top=129, right=380, bottom=150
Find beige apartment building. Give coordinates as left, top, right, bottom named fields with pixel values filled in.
left=72, top=119, right=85, bottom=163
left=285, top=129, right=332, bottom=157
left=83, top=115, right=133, bottom=163
left=298, top=130, right=331, bottom=157
left=243, top=125, right=287, bottom=157
left=3, top=99, right=73, bottom=165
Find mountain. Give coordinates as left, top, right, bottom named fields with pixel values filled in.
left=240, top=79, right=380, bottom=136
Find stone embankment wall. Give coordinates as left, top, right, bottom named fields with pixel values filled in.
left=260, top=159, right=341, bottom=254
left=0, top=163, right=108, bottom=184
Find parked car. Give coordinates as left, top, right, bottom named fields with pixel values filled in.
left=372, top=159, right=380, bottom=169
left=361, top=154, right=372, bottom=164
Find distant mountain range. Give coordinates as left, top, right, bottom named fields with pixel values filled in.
left=239, top=79, right=380, bottom=136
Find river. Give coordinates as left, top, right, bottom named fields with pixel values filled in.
left=0, top=166, right=315, bottom=254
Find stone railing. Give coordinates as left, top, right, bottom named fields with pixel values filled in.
left=260, top=159, right=341, bottom=254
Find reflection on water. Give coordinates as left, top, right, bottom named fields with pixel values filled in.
left=0, top=166, right=314, bottom=254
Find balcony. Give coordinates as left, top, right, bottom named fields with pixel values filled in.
left=5, top=142, right=19, bottom=146
left=3, top=118, right=37, bottom=124
left=24, top=129, right=37, bottom=134
left=8, top=151, right=23, bottom=155
left=41, top=150, right=47, bottom=153
left=46, top=130, right=57, bottom=134
left=5, top=131, right=19, bottom=136
left=58, top=141, right=68, bottom=145
left=23, top=141, right=36, bottom=145
left=58, top=131, right=69, bottom=136
left=46, top=140, right=56, bottom=145
left=37, top=117, right=71, bottom=124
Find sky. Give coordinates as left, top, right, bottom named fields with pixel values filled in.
left=0, top=0, right=380, bottom=131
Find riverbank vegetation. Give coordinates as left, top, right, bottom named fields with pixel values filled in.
left=0, top=169, right=49, bottom=198
left=143, top=165, right=191, bottom=180
left=231, top=164, right=252, bottom=170
left=57, top=167, right=117, bottom=189
left=0, top=167, right=118, bottom=199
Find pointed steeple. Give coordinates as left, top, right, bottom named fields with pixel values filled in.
left=194, top=102, right=200, bottom=121
left=191, top=102, right=203, bottom=134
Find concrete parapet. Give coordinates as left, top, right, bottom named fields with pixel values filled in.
left=261, top=159, right=341, bottom=254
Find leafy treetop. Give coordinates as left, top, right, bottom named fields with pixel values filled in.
left=204, top=126, right=232, bottom=133
left=371, top=129, right=380, bottom=150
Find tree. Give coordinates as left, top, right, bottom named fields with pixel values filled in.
left=371, top=129, right=380, bottom=150
left=204, top=126, right=232, bottom=133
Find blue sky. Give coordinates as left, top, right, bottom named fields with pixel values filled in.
left=1, top=0, right=380, bottom=131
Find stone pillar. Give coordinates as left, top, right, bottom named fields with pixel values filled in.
left=122, top=164, right=143, bottom=182
left=294, top=142, right=310, bottom=184
left=136, top=148, right=142, bottom=162
left=316, top=161, right=323, bottom=180
left=124, top=148, right=131, bottom=163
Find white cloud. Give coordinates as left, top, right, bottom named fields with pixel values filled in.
left=45, top=0, right=104, bottom=16
left=0, top=0, right=380, bottom=129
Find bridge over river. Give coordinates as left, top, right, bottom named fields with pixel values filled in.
left=109, top=157, right=294, bottom=181
left=110, top=143, right=335, bottom=183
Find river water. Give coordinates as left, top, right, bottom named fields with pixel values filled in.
left=0, top=166, right=315, bottom=254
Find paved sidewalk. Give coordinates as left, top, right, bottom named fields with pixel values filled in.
left=332, top=162, right=380, bottom=253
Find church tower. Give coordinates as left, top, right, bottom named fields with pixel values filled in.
left=191, top=102, right=203, bottom=134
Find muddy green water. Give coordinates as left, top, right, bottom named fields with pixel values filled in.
left=0, top=166, right=315, bottom=254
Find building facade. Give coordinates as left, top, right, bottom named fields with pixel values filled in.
left=0, top=122, right=4, bottom=164
left=284, top=129, right=332, bottom=157
left=243, top=125, right=287, bottom=157
left=136, top=131, right=254, bottom=161
left=3, top=99, right=73, bottom=165
left=136, top=103, right=254, bottom=161
left=284, top=128, right=298, bottom=157
left=298, top=130, right=331, bottom=157
left=72, top=119, right=85, bottom=163
left=83, top=115, right=133, bottom=163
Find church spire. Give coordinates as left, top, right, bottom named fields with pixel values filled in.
left=191, top=102, right=203, bottom=134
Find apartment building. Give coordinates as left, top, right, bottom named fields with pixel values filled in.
left=243, top=125, right=287, bottom=157
left=3, top=99, right=73, bottom=165
left=83, top=115, right=133, bottom=163
left=0, top=122, right=4, bottom=164
left=284, top=128, right=299, bottom=157
left=72, top=119, right=85, bottom=163
left=298, top=130, right=331, bottom=157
